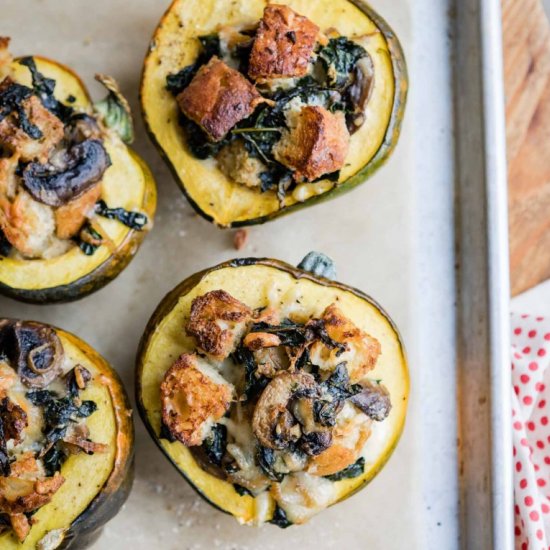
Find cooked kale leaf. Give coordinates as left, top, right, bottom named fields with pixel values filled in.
left=324, top=457, right=365, bottom=481
left=249, top=318, right=346, bottom=355
left=18, top=57, right=74, bottom=122
left=166, top=34, right=221, bottom=95
left=77, top=223, right=103, bottom=256
left=0, top=418, right=11, bottom=477
left=317, top=37, right=367, bottom=89
left=233, top=483, right=254, bottom=497
left=257, top=446, right=285, bottom=482
left=269, top=505, right=293, bottom=528
left=231, top=344, right=269, bottom=401
left=313, top=363, right=362, bottom=427
left=202, top=423, right=227, bottom=467
left=95, top=199, right=148, bottom=230
left=0, top=229, right=11, bottom=257
left=0, top=82, right=42, bottom=138
left=26, top=389, right=98, bottom=475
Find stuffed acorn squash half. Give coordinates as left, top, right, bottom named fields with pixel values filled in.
left=141, top=0, right=407, bottom=227
left=136, top=253, right=409, bottom=526
left=0, top=38, right=157, bottom=304
left=0, top=318, right=134, bottom=549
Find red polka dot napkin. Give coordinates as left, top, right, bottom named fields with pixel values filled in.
left=512, top=313, right=550, bottom=549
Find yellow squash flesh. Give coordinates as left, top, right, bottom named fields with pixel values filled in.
left=141, top=0, right=405, bottom=227
left=136, top=259, right=409, bottom=524
left=0, top=328, right=133, bottom=549
left=0, top=57, right=157, bottom=303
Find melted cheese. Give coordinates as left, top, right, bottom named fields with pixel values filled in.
left=198, top=290, right=375, bottom=523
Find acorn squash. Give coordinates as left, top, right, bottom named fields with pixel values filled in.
left=0, top=53, right=157, bottom=304
left=0, top=318, right=134, bottom=549
left=136, top=256, right=409, bottom=525
left=140, top=0, right=407, bottom=227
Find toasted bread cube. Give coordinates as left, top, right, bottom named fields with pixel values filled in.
left=177, top=57, right=267, bottom=142
left=307, top=402, right=371, bottom=476
left=0, top=84, right=64, bottom=163
left=54, top=183, right=102, bottom=239
left=186, top=289, right=253, bottom=360
left=160, top=353, right=233, bottom=446
left=308, top=303, right=381, bottom=383
left=274, top=105, right=350, bottom=182
left=216, top=140, right=265, bottom=188
left=0, top=188, right=56, bottom=258
left=248, top=5, right=320, bottom=81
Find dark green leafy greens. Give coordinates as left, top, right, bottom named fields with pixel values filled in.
left=0, top=229, right=11, bottom=257
left=0, top=82, right=42, bottom=138
left=166, top=35, right=222, bottom=95
left=77, top=223, right=103, bottom=256
left=317, top=37, right=367, bottom=89
left=313, top=363, right=362, bottom=428
left=233, top=483, right=254, bottom=497
left=18, top=57, right=74, bottom=123
left=0, top=416, right=11, bottom=476
left=257, top=446, right=285, bottom=482
left=324, top=457, right=365, bottom=481
left=165, top=31, right=369, bottom=196
left=231, top=344, right=269, bottom=401
left=201, top=424, right=227, bottom=467
left=269, top=505, right=293, bottom=528
left=249, top=318, right=347, bottom=355
left=26, top=385, right=99, bottom=476
left=95, top=199, right=148, bottom=230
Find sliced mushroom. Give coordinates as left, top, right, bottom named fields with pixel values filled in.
left=346, top=53, right=375, bottom=133
left=64, top=113, right=103, bottom=143
left=22, top=138, right=111, bottom=207
left=0, top=320, right=64, bottom=388
left=350, top=380, right=392, bottom=421
left=252, top=372, right=318, bottom=450
left=160, top=353, right=233, bottom=446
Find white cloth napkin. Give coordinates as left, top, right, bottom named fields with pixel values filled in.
left=512, top=313, right=550, bottom=550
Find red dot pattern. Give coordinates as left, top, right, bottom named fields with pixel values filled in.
left=512, top=313, right=550, bottom=549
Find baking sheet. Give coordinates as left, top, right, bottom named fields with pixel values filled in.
left=0, top=0, right=509, bottom=548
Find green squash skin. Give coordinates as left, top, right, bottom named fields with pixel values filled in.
left=0, top=152, right=157, bottom=305
left=135, top=257, right=409, bottom=525
left=140, top=0, right=408, bottom=228
left=0, top=321, right=135, bottom=549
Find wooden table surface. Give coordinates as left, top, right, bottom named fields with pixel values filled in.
left=504, top=0, right=550, bottom=295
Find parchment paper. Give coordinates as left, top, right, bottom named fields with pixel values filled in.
left=0, top=2, right=433, bottom=548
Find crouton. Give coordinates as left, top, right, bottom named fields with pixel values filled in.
left=0, top=153, right=18, bottom=200
left=54, top=183, right=102, bottom=239
left=307, top=403, right=371, bottom=476
left=0, top=472, right=64, bottom=541
left=216, top=140, right=265, bottom=188
left=308, top=303, right=381, bottom=383
left=0, top=188, right=56, bottom=258
left=160, top=353, right=233, bottom=446
left=248, top=5, right=319, bottom=81
left=177, top=57, right=268, bottom=142
left=0, top=89, right=64, bottom=163
left=273, top=105, right=350, bottom=182
left=186, top=289, right=253, bottom=360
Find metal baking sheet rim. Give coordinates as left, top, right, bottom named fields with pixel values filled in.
left=455, top=0, right=513, bottom=548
